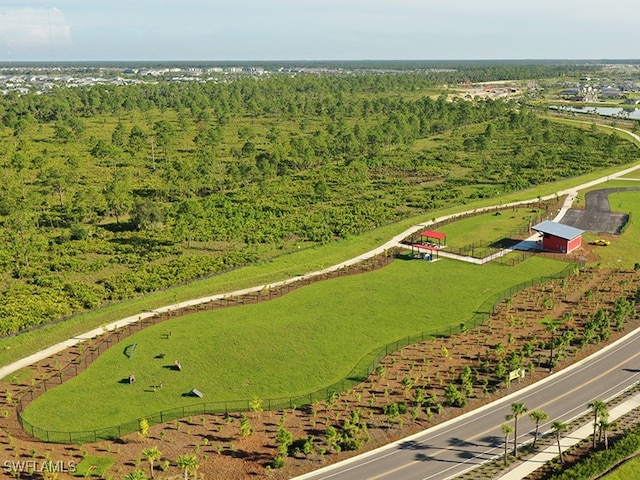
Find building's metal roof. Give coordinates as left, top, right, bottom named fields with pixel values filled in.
left=532, top=220, right=584, bottom=240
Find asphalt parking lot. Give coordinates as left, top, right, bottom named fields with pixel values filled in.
left=560, top=187, right=640, bottom=234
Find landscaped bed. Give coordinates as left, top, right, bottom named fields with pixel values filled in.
left=4, top=259, right=639, bottom=479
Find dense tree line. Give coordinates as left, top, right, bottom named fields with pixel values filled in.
left=0, top=71, right=637, bottom=335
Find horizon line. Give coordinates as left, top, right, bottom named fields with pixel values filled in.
left=0, top=58, right=639, bottom=64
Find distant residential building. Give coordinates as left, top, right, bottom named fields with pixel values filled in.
left=601, top=87, right=623, bottom=99
left=558, top=87, right=580, bottom=97
left=558, top=86, right=595, bottom=102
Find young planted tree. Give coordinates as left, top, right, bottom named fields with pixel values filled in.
left=123, top=470, right=148, bottom=480
left=502, top=423, right=513, bottom=466
left=249, top=395, right=263, bottom=418
left=506, top=402, right=528, bottom=458
left=275, top=426, right=294, bottom=456
left=138, top=418, right=150, bottom=440
left=528, top=409, right=549, bottom=449
left=175, top=454, right=199, bottom=480
left=551, top=420, right=568, bottom=464
left=444, top=383, right=467, bottom=408
left=141, top=446, right=162, bottom=479
left=599, top=417, right=615, bottom=450
left=239, top=414, right=254, bottom=437
left=588, top=399, right=607, bottom=449
left=541, top=318, right=563, bottom=368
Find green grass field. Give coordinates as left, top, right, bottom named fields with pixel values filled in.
left=437, top=208, right=542, bottom=248
left=602, top=456, right=640, bottom=479
left=21, top=255, right=569, bottom=432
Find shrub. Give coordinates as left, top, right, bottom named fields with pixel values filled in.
left=550, top=425, right=640, bottom=480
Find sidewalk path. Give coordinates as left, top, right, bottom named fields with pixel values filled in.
left=497, top=392, right=640, bottom=480
left=2, top=131, right=639, bottom=382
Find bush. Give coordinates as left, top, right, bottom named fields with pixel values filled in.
left=550, top=425, right=640, bottom=480
left=70, top=224, right=89, bottom=241
left=270, top=455, right=285, bottom=469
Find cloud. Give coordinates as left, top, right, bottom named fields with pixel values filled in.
left=0, top=7, right=72, bottom=49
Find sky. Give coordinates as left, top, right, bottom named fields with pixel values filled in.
left=0, top=1, right=638, bottom=62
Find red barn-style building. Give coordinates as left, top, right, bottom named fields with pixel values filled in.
left=532, top=220, right=584, bottom=254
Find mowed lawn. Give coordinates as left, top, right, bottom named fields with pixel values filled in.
left=22, top=256, right=570, bottom=432
left=585, top=190, right=640, bottom=269
left=436, top=208, right=542, bottom=248
left=603, top=456, right=640, bottom=479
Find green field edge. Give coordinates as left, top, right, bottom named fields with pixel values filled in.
left=17, top=262, right=579, bottom=443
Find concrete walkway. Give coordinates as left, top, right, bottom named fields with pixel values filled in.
left=396, top=182, right=579, bottom=265
left=2, top=130, right=639, bottom=384
left=498, top=392, right=640, bottom=480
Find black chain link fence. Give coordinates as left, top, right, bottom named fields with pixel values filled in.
left=17, top=252, right=579, bottom=443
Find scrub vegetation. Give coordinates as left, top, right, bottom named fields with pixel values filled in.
left=2, top=63, right=640, bottom=479
left=1, top=72, right=637, bottom=339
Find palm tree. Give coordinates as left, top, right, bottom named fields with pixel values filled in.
left=507, top=402, right=528, bottom=458
left=501, top=423, right=513, bottom=466
left=541, top=318, right=563, bottom=368
left=551, top=420, right=568, bottom=464
left=528, top=409, right=549, bottom=449
left=598, top=415, right=615, bottom=450
left=142, top=446, right=162, bottom=479
left=588, top=399, right=607, bottom=449
left=176, top=454, right=199, bottom=480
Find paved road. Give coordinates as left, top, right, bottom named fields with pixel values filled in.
left=293, top=326, right=640, bottom=480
